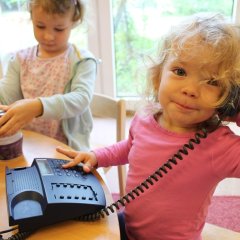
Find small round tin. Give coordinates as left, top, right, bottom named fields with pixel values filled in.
left=0, top=131, right=23, bottom=160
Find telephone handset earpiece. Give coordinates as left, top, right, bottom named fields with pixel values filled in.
left=217, top=86, right=240, bottom=118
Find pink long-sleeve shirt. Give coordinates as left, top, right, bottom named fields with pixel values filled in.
left=94, top=114, right=240, bottom=240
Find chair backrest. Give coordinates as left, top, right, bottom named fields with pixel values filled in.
left=90, top=93, right=126, bottom=141
left=90, top=93, right=127, bottom=197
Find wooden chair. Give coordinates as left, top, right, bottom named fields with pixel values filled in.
left=90, top=93, right=127, bottom=197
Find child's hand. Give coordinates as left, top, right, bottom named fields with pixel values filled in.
left=56, top=146, right=98, bottom=173
left=0, top=99, right=43, bottom=136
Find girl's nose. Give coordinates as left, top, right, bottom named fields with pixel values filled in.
left=44, top=32, right=54, bottom=41
left=181, top=83, right=199, bottom=98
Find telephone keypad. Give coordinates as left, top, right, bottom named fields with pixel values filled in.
left=47, top=159, right=87, bottom=179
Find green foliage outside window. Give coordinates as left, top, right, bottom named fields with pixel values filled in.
left=112, top=0, right=233, bottom=97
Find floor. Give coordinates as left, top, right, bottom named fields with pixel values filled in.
left=91, top=116, right=240, bottom=196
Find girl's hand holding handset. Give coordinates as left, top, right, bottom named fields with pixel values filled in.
left=56, top=146, right=98, bottom=173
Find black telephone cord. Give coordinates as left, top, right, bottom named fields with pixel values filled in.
left=77, top=128, right=208, bottom=221
left=0, top=231, right=32, bottom=240
left=2, top=129, right=207, bottom=238
left=6, top=232, right=32, bottom=240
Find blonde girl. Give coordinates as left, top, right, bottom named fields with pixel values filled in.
left=58, top=13, right=240, bottom=240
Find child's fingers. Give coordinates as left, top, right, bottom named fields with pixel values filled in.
left=83, top=163, right=94, bottom=173
left=62, top=161, right=92, bottom=173
left=56, top=147, right=94, bottom=172
left=0, top=105, right=9, bottom=111
left=56, top=146, right=78, bottom=158
left=62, top=160, right=79, bottom=168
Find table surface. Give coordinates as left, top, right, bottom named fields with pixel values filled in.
left=0, top=130, right=120, bottom=240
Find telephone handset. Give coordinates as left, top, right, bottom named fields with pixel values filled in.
left=217, top=86, right=240, bottom=118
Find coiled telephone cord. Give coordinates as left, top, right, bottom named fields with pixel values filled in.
left=7, top=232, right=32, bottom=240
left=0, top=230, right=32, bottom=240
left=2, top=128, right=207, bottom=239
left=77, top=128, right=208, bottom=221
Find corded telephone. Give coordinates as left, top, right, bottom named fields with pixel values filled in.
left=1, top=130, right=208, bottom=240
left=4, top=158, right=106, bottom=236
left=1, top=86, right=240, bottom=240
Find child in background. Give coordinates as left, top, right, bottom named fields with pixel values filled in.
left=57, top=13, right=240, bottom=240
left=0, top=0, right=97, bottom=151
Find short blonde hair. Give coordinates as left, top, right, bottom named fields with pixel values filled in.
left=146, top=13, right=240, bottom=109
left=28, top=0, right=85, bottom=23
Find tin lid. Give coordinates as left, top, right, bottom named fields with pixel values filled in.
left=0, top=131, right=23, bottom=145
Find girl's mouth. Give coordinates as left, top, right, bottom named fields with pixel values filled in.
left=175, top=102, right=197, bottom=111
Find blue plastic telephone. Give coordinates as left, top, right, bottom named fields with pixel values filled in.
left=5, top=158, right=106, bottom=233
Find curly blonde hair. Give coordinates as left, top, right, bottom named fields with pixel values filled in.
left=28, top=0, right=85, bottom=24
left=146, top=13, right=240, bottom=112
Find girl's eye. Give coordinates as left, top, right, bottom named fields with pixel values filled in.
left=55, top=28, right=64, bottom=32
left=36, top=25, right=45, bottom=29
left=207, top=78, right=219, bottom=86
left=173, top=68, right=186, bottom=76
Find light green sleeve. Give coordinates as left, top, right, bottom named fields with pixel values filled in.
left=39, top=56, right=97, bottom=120
left=0, top=55, right=24, bottom=104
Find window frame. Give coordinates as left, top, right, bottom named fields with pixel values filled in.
left=89, top=0, right=116, bottom=97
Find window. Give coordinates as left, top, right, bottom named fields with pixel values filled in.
left=91, top=0, right=240, bottom=99
left=112, top=0, right=236, bottom=97
left=1, top=1, right=240, bottom=99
